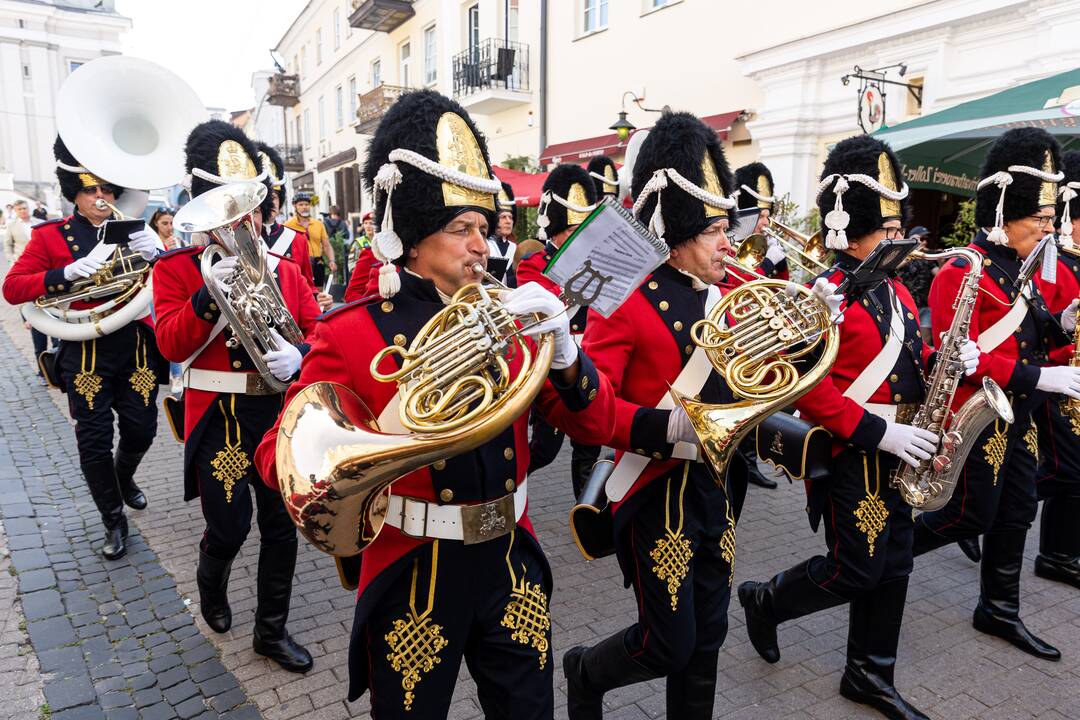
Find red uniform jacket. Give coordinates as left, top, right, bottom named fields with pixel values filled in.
left=1035, top=254, right=1080, bottom=365
left=265, top=222, right=315, bottom=291
left=343, top=246, right=382, bottom=302
left=254, top=270, right=615, bottom=596
left=516, top=242, right=588, bottom=334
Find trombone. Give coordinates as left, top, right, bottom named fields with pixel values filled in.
left=735, top=218, right=832, bottom=279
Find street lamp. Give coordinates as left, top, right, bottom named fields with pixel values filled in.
left=610, top=90, right=669, bottom=141
left=609, top=111, right=635, bottom=142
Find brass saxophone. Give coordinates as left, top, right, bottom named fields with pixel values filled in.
left=1058, top=243, right=1080, bottom=431
left=891, top=248, right=1014, bottom=510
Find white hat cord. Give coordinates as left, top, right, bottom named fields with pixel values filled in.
left=190, top=166, right=269, bottom=186
left=536, top=190, right=599, bottom=241
left=816, top=173, right=909, bottom=250
left=588, top=170, right=615, bottom=186
left=632, top=167, right=736, bottom=242
left=976, top=164, right=1064, bottom=247
left=1058, top=181, right=1080, bottom=248
left=56, top=159, right=90, bottom=173
left=739, top=183, right=775, bottom=205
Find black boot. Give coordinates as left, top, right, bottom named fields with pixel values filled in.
left=570, top=442, right=601, bottom=498
left=114, top=449, right=147, bottom=510
left=972, top=529, right=1061, bottom=660
left=197, top=550, right=233, bottom=634
left=82, top=461, right=126, bottom=560
left=564, top=631, right=659, bottom=720
left=665, top=649, right=718, bottom=720
left=957, top=536, right=981, bottom=563
left=839, top=577, right=928, bottom=720
left=744, top=448, right=778, bottom=489
left=738, top=559, right=845, bottom=663
left=1034, top=496, right=1080, bottom=589
left=252, top=540, right=313, bottom=673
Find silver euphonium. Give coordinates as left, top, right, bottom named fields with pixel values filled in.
left=173, top=181, right=304, bottom=393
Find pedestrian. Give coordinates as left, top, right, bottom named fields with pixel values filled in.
left=32, top=201, right=48, bottom=221
left=149, top=207, right=180, bottom=250
left=285, top=192, right=335, bottom=289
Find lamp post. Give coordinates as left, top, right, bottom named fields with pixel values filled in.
left=610, top=90, right=669, bottom=141
left=609, top=111, right=635, bottom=142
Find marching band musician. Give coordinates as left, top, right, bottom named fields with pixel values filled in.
left=486, top=181, right=518, bottom=286
left=912, top=128, right=1079, bottom=662
left=566, top=111, right=762, bottom=720
left=734, top=161, right=788, bottom=280
left=2, top=137, right=167, bottom=560
left=152, top=120, right=320, bottom=672
left=586, top=155, right=620, bottom=201
left=254, top=142, right=316, bottom=290
left=738, top=135, right=978, bottom=720
left=254, top=90, right=615, bottom=718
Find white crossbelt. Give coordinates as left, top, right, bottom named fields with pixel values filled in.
left=977, top=284, right=1030, bottom=353
left=863, top=402, right=901, bottom=424
left=384, top=478, right=528, bottom=541
left=843, top=284, right=904, bottom=407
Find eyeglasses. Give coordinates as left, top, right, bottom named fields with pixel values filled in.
left=1028, top=215, right=1056, bottom=230
left=881, top=227, right=905, bottom=241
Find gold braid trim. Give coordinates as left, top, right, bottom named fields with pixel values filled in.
left=650, top=463, right=693, bottom=612
left=983, top=418, right=1009, bottom=485
left=500, top=529, right=551, bottom=670
left=1023, top=424, right=1038, bottom=461
left=129, top=329, right=156, bottom=406
left=854, top=452, right=888, bottom=557
left=385, top=541, right=447, bottom=712
left=210, top=395, right=249, bottom=502
left=73, top=340, right=101, bottom=409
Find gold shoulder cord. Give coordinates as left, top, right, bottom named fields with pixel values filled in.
left=129, top=330, right=156, bottom=406
left=210, top=395, right=250, bottom=502
left=1023, top=424, right=1038, bottom=461
left=73, top=340, right=102, bottom=409
left=982, top=417, right=1009, bottom=485
left=386, top=540, right=448, bottom=712
left=854, top=452, right=888, bottom=557
left=650, top=463, right=694, bottom=611
left=500, top=529, right=551, bottom=670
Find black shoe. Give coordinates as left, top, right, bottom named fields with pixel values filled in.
left=564, top=632, right=658, bottom=720
left=82, top=461, right=126, bottom=561
left=1034, top=495, right=1080, bottom=590
left=973, top=529, right=1060, bottom=661
left=957, top=537, right=981, bottom=563
left=738, top=559, right=844, bottom=664
left=743, top=448, right=778, bottom=489
left=197, top=550, right=233, bottom=634
left=839, top=577, right=928, bottom=720
left=253, top=540, right=313, bottom=673
left=114, top=449, right=147, bottom=510
left=665, top=649, right=718, bottom=720
left=570, top=442, right=602, bottom=498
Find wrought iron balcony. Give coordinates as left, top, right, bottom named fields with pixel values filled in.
left=452, top=39, right=530, bottom=113
left=266, top=74, right=300, bottom=108
left=348, top=0, right=414, bottom=33
left=275, top=144, right=304, bottom=172
left=356, top=84, right=410, bottom=135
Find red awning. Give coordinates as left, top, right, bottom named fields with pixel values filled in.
left=492, top=165, right=549, bottom=207
left=539, top=110, right=743, bottom=165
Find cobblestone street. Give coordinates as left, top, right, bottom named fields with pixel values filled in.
left=0, top=281, right=1078, bottom=720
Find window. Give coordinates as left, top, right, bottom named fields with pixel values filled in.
left=371, top=59, right=381, bottom=88
left=467, top=4, right=480, bottom=52
left=345, top=1, right=353, bottom=36
left=652, top=0, right=668, bottom=6
left=583, top=0, right=608, bottom=32
left=508, top=0, right=520, bottom=41
left=333, top=8, right=341, bottom=50
left=17, top=18, right=24, bottom=28
left=302, top=109, right=311, bottom=147
left=22, top=64, right=30, bottom=78
left=316, top=28, right=322, bottom=65
left=400, top=42, right=411, bottom=88
left=348, top=76, right=357, bottom=120
left=68, top=60, right=83, bottom=73
left=295, top=116, right=303, bottom=148
left=299, top=46, right=307, bottom=78
left=292, top=54, right=298, bottom=74
left=318, top=96, right=326, bottom=140
left=335, top=84, right=344, bottom=130
left=906, top=76, right=925, bottom=117
left=423, top=25, right=437, bottom=85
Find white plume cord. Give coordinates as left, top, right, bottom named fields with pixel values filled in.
left=739, top=183, right=775, bottom=204
left=56, top=160, right=89, bottom=173
left=976, top=164, right=1064, bottom=246
left=631, top=167, right=736, bottom=242
left=536, top=189, right=598, bottom=241
left=816, top=172, right=910, bottom=250
left=191, top=166, right=269, bottom=186
left=1058, top=181, right=1080, bottom=248
left=588, top=170, right=616, bottom=186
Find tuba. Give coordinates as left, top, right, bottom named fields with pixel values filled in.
left=24, top=56, right=205, bottom=341
left=275, top=268, right=554, bottom=556
left=172, top=182, right=304, bottom=394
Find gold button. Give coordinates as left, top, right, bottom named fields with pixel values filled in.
left=381, top=301, right=394, bottom=313
left=580, top=376, right=588, bottom=390
left=1020, top=394, right=1028, bottom=400
left=863, top=299, right=869, bottom=306
left=893, top=393, right=902, bottom=402
left=652, top=452, right=663, bottom=459
left=503, top=447, right=514, bottom=461
left=588, top=388, right=597, bottom=401
left=916, top=330, right=922, bottom=337
left=659, top=300, right=669, bottom=311
left=203, top=312, right=213, bottom=320
left=393, top=333, right=406, bottom=346
left=571, top=324, right=580, bottom=331
left=432, top=459, right=446, bottom=470
left=47, top=285, right=54, bottom=292
left=1020, top=340, right=1027, bottom=348
left=876, top=315, right=882, bottom=322
left=505, top=479, right=515, bottom=492
left=685, top=345, right=693, bottom=355
left=983, top=258, right=992, bottom=267
left=71, top=244, right=78, bottom=251
left=906, top=312, right=914, bottom=320
left=232, top=360, right=242, bottom=368
left=66, top=235, right=74, bottom=241
left=1022, top=358, right=1029, bottom=365
left=439, top=488, right=454, bottom=502
left=63, top=224, right=70, bottom=230
left=673, top=321, right=683, bottom=331
left=209, top=302, right=217, bottom=311
left=635, top=448, right=645, bottom=454
left=890, top=373, right=899, bottom=382
left=998, top=277, right=1005, bottom=284
left=648, top=281, right=659, bottom=290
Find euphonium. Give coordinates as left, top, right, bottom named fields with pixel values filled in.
left=891, top=248, right=1013, bottom=510
left=674, top=279, right=840, bottom=477
left=275, top=269, right=554, bottom=556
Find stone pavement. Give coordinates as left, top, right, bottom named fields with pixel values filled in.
left=0, top=270, right=1078, bottom=719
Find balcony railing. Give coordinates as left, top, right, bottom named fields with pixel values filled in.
left=349, top=0, right=414, bottom=33
left=452, top=39, right=530, bottom=99
left=356, top=83, right=410, bottom=135
left=275, top=143, right=304, bottom=172
left=266, top=74, right=300, bottom=107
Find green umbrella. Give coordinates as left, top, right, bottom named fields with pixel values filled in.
left=874, top=67, right=1080, bottom=196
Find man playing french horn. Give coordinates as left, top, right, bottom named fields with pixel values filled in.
left=2, top=137, right=167, bottom=561
left=739, top=135, right=981, bottom=720
left=152, top=121, right=321, bottom=673
left=254, top=90, right=615, bottom=719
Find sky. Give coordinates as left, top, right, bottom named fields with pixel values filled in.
left=115, top=0, right=309, bottom=112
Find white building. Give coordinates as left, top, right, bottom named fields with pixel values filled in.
left=0, top=0, right=130, bottom=211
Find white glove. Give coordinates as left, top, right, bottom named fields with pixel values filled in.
left=262, top=328, right=303, bottom=382
left=809, top=277, right=845, bottom=325
left=764, top=235, right=786, bottom=265
left=316, top=291, right=334, bottom=312
left=502, top=282, right=578, bottom=370
left=1062, top=298, right=1079, bottom=333
left=957, top=338, right=980, bottom=376
left=666, top=406, right=698, bottom=445
left=210, top=256, right=239, bottom=295
left=1036, top=365, right=1080, bottom=399
left=63, top=256, right=104, bottom=281
left=877, top=421, right=939, bottom=468
left=127, top=225, right=160, bottom=261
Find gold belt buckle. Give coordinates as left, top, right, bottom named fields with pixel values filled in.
left=895, top=403, right=919, bottom=425
left=245, top=373, right=278, bottom=396
left=460, top=493, right=515, bottom=545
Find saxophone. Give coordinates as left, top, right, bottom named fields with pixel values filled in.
left=891, top=248, right=1014, bottom=510
left=1058, top=243, right=1080, bottom=431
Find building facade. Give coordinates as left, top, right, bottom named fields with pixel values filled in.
left=0, top=0, right=130, bottom=210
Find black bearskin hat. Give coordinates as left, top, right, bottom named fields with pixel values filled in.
left=184, top=120, right=264, bottom=199
left=539, top=164, right=597, bottom=240
left=497, top=181, right=517, bottom=226
left=1057, top=150, right=1080, bottom=239
left=975, top=127, right=1061, bottom=231
left=364, top=89, right=497, bottom=263
left=734, top=162, right=775, bottom=211
left=255, top=141, right=286, bottom=219
left=631, top=111, right=734, bottom=248
left=54, top=135, right=124, bottom=203
left=587, top=155, right=619, bottom=198
left=817, top=135, right=908, bottom=246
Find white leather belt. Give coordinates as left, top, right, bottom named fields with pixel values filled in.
left=185, top=368, right=279, bottom=396
left=385, top=478, right=528, bottom=544
left=863, top=402, right=919, bottom=425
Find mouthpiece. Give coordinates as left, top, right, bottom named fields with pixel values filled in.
left=94, top=199, right=109, bottom=210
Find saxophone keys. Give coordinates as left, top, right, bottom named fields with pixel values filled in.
left=942, top=429, right=963, bottom=452
left=932, top=455, right=951, bottom=473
